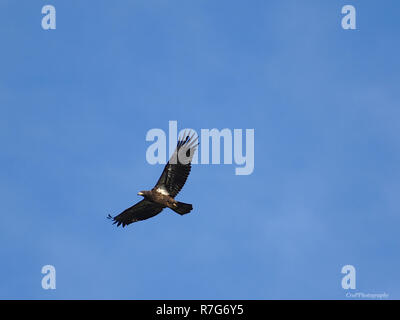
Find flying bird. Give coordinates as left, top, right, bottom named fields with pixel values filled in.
left=108, top=132, right=198, bottom=227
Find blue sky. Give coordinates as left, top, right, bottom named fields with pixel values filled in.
left=0, top=0, right=399, bottom=299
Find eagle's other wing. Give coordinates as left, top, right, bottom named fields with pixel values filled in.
left=154, top=132, right=198, bottom=198
left=108, top=199, right=164, bottom=227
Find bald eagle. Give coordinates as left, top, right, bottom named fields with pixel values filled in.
left=108, top=132, right=198, bottom=227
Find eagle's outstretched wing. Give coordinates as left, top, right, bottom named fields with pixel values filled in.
left=154, top=132, right=198, bottom=198
left=107, top=200, right=164, bottom=227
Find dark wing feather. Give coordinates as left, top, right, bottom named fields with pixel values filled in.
left=155, top=132, right=198, bottom=197
left=108, top=199, right=164, bottom=227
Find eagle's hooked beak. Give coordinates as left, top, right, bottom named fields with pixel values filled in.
left=137, top=192, right=144, bottom=196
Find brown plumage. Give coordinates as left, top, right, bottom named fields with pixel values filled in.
left=107, top=132, right=198, bottom=227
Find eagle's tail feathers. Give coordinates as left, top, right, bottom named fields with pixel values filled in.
left=172, top=202, right=193, bottom=215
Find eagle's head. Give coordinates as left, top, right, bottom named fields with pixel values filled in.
left=137, top=191, right=147, bottom=197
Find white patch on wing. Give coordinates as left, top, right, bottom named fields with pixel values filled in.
left=156, top=187, right=169, bottom=196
